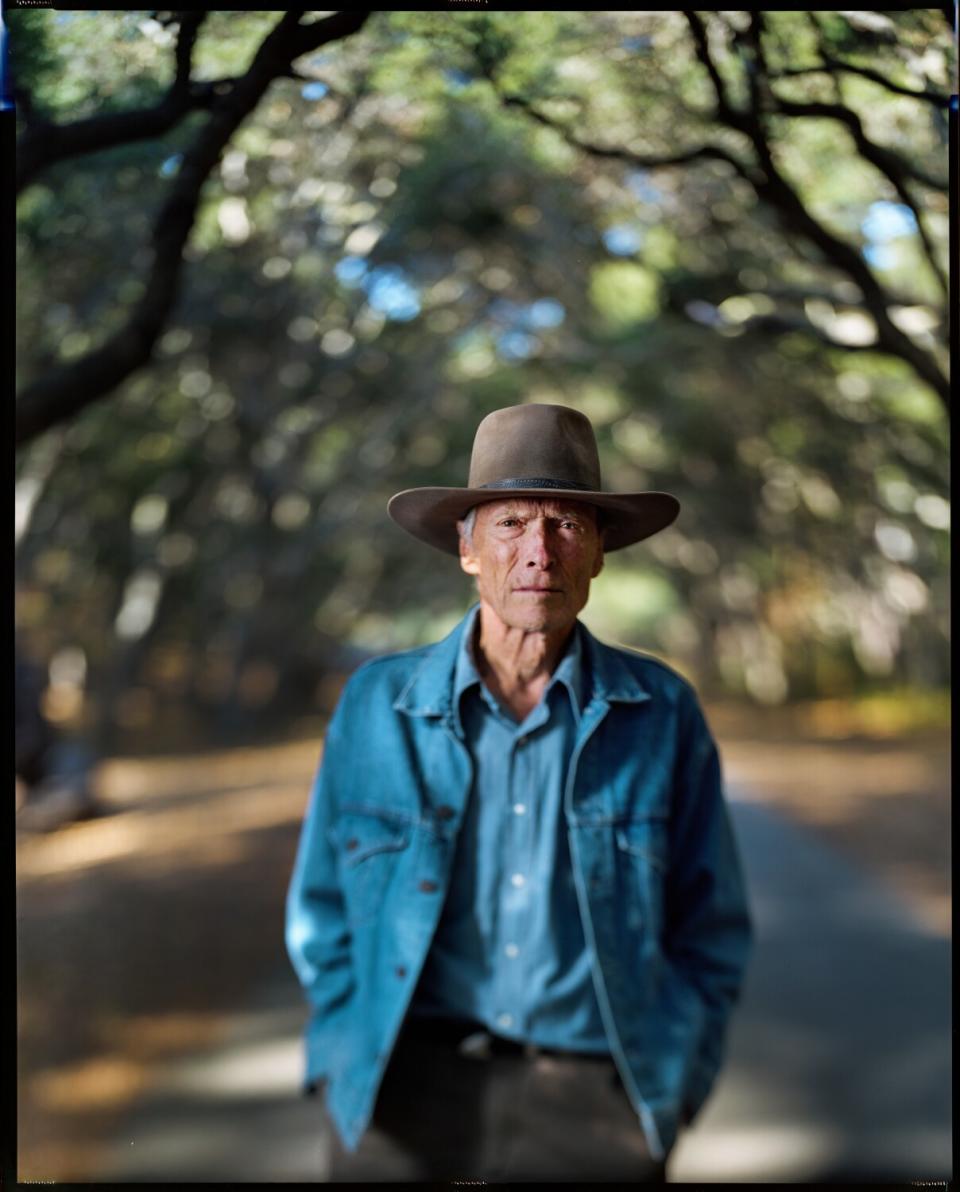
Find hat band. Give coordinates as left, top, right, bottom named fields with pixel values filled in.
left=478, top=477, right=595, bottom=492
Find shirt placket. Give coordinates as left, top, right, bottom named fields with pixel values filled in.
left=492, top=699, right=549, bottom=1038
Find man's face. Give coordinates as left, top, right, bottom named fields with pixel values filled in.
left=458, top=497, right=604, bottom=635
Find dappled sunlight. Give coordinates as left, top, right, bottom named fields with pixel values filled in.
left=674, top=1122, right=846, bottom=1181
left=32, top=1055, right=147, bottom=1112
left=17, top=811, right=249, bottom=879
left=110, top=1011, right=228, bottom=1060
left=17, top=778, right=310, bottom=880
left=22, top=1010, right=239, bottom=1178
left=156, top=1033, right=303, bottom=1100
left=17, top=738, right=316, bottom=1183
left=95, top=737, right=321, bottom=806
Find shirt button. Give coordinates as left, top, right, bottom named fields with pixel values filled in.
left=496, top=1013, right=514, bottom=1030
left=513, top=803, right=527, bottom=816
left=418, top=879, right=438, bottom=893
left=435, top=805, right=455, bottom=821
left=517, top=735, right=528, bottom=747
left=345, top=838, right=359, bottom=851
left=504, top=943, right=519, bottom=958
left=510, top=873, right=525, bottom=888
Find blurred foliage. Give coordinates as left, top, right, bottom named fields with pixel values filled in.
left=13, top=10, right=951, bottom=747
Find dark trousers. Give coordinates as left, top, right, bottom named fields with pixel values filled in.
left=326, top=1018, right=669, bottom=1182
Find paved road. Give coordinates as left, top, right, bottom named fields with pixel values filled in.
left=99, top=793, right=952, bottom=1183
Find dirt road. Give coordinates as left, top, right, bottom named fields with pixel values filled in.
left=16, top=723, right=950, bottom=1181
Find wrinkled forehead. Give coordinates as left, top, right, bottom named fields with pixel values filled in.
left=476, top=496, right=599, bottom=523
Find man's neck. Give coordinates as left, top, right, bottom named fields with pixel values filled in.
left=472, top=604, right=575, bottom=722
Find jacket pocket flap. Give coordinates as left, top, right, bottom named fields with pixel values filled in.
left=615, top=820, right=668, bottom=872
left=330, top=813, right=410, bottom=866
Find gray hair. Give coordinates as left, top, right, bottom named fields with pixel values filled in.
left=457, top=506, right=478, bottom=549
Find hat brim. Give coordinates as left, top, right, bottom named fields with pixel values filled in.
left=387, top=486, right=680, bottom=555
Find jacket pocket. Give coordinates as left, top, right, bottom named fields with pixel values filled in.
left=614, top=817, right=668, bottom=937
left=331, top=810, right=411, bottom=926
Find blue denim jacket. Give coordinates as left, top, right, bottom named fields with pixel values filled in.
left=285, top=607, right=752, bottom=1160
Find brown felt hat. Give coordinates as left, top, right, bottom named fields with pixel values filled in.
left=387, top=403, right=680, bottom=555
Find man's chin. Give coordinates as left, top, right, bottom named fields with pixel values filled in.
left=506, top=606, right=576, bottom=634
left=478, top=593, right=582, bottom=636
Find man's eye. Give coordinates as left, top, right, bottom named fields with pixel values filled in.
left=499, top=519, right=521, bottom=528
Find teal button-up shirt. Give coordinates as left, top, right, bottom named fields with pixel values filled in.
left=410, top=606, right=609, bottom=1051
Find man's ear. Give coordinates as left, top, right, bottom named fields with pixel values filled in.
left=458, top=528, right=480, bottom=577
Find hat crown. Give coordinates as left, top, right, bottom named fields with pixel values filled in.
left=467, top=404, right=602, bottom=490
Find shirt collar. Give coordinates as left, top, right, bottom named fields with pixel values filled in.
left=552, top=622, right=584, bottom=721
left=394, top=606, right=652, bottom=721
left=453, top=605, right=585, bottom=733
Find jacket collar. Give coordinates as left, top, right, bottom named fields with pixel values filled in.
left=580, top=621, right=652, bottom=707
left=394, top=605, right=651, bottom=720
left=393, top=611, right=469, bottom=719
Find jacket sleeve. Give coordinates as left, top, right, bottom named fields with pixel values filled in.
left=664, top=685, right=752, bottom=1123
left=285, top=690, right=356, bottom=1088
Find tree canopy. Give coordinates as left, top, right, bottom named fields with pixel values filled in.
left=13, top=10, right=951, bottom=746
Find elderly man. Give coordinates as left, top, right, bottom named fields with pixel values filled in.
left=286, top=403, right=751, bottom=1182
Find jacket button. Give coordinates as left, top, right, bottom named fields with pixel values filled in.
left=418, top=879, right=438, bottom=893
left=435, top=805, right=455, bottom=821
left=345, top=838, right=359, bottom=851
left=395, top=966, right=407, bottom=978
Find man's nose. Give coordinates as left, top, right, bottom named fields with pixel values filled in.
left=523, top=521, right=555, bottom=567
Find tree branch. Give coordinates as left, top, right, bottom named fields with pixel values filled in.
left=11, top=80, right=45, bottom=129
left=751, top=162, right=949, bottom=407
left=16, top=12, right=363, bottom=194
left=725, top=14, right=948, bottom=414
left=683, top=10, right=746, bottom=129
left=16, top=10, right=372, bottom=449
left=770, top=97, right=946, bottom=192
left=286, top=9, right=375, bottom=61
left=501, top=93, right=755, bottom=181
left=172, top=11, right=205, bottom=93
left=770, top=62, right=950, bottom=108
left=510, top=11, right=949, bottom=416
left=769, top=97, right=948, bottom=302
left=781, top=18, right=949, bottom=302
left=17, top=13, right=207, bottom=193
